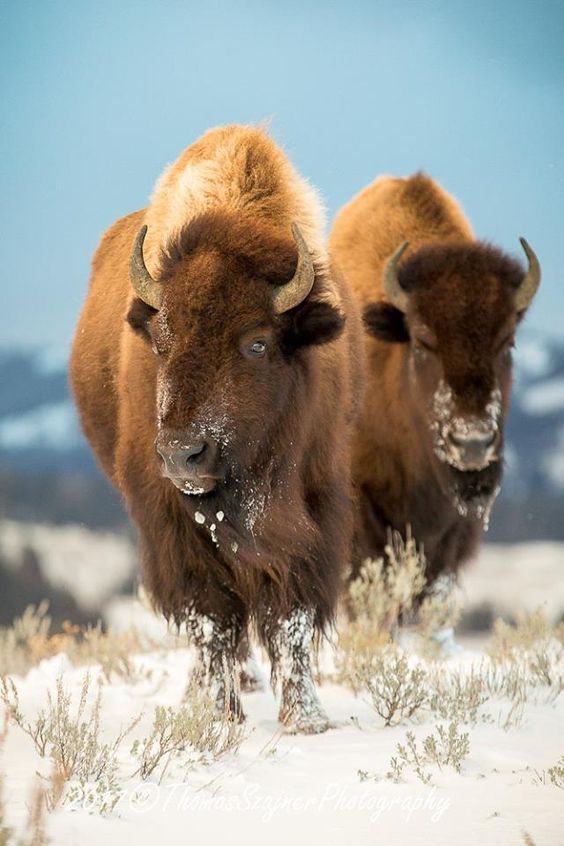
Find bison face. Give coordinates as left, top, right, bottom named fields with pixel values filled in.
left=363, top=239, right=540, bottom=512
left=126, top=213, right=344, bottom=513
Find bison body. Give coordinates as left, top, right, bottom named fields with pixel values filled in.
left=330, top=172, right=539, bottom=593
left=71, top=126, right=362, bottom=732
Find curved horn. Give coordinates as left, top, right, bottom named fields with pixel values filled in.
left=129, top=225, right=163, bottom=310
left=272, top=223, right=315, bottom=315
left=516, top=237, right=541, bottom=312
left=383, top=241, right=410, bottom=312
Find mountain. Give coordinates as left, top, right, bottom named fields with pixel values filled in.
left=0, top=336, right=563, bottom=537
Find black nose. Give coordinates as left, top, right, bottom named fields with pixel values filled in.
left=156, top=436, right=219, bottom=484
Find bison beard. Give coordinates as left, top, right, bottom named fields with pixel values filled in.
left=70, top=126, right=362, bottom=733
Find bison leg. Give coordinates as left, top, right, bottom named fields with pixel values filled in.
left=266, top=607, right=331, bottom=735
left=185, top=609, right=245, bottom=721
left=236, top=630, right=266, bottom=692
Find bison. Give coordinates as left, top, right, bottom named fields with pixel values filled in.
left=330, top=172, right=540, bottom=616
left=70, top=125, right=362, bottom=733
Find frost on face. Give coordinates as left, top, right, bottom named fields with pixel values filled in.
left=240, top=486, right=267, bottom=533
left=430, top=381, right=502, bottom=468
left=182, top=481, right=206, bottom=495
left=192, top=409, right=234, bottom=450
left=156, top=372, right=174, bottom=422
left=430, top=380, right=456, bottom=465
left=429, top=381, right=502, bottom=523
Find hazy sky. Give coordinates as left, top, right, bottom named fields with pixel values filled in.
left=1, top=0, right=563, bottom=351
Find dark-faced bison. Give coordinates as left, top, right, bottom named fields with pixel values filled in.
left=70, top=125, right=362, bottom=732
left=330, top=172, right=540, bottom=601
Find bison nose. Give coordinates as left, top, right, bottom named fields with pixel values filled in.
left=446, top=428, right=499, bottom=470
left=156, top=436, right=219, bottom=492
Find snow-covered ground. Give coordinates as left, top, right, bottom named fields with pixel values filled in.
left=1, top=639, right=562, bottom=846
left=0, top=530, right=562, bottom=844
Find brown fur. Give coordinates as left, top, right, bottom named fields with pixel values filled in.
left=330, top=172, right=534, bottom=588
left=70, top=127, right=363, bottom=685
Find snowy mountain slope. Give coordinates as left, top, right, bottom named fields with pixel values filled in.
left=1, top=334, right=563, bottom=502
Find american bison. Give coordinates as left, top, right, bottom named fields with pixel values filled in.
left=70, top=125, right=362, bottom=732
left=330, top=172, right=540, bottom=610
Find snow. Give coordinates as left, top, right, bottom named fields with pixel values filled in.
left=1, top=641, right=562, bottom=845
left=0, top=401, right=81, bottom=450
left=521, top=378, right=564, bottom=415
left=1, top=530, right=562, bottom=843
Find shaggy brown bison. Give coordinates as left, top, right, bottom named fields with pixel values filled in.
left=330, top=172, right=540, bottom=609
left=70, top=125, right=362, bottom=733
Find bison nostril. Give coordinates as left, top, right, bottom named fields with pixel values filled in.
left=185, top=442, right=207, bottom=465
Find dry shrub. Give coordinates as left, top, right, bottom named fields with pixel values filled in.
left=487, top=609, right=564, bottom=707
left=427, top=666, right=490, bottom=726
left=0, top=604, right=52, bottom=677
left=489, top=608, right=553, bottom=659
left=358, top=646, right=428, bottom=726
left=337, top=529, right=427, bottom=687
left=131, top=679, right=245, bottom=782
left=386, top=721, right=470, bottom=784
left=1, top=673, right=140, bottom=816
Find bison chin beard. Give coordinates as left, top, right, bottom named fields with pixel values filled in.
left=446, top=462, right=502, bottom=524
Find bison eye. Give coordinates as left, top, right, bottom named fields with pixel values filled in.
left=414, top=337, right=436, bottom=354
left=247, top=339, right=267, bottom=358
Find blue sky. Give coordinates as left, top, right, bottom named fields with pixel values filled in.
left=1, top=0, right=562, bottom=350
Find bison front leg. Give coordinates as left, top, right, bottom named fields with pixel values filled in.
left=186, top=610, right=244, bottom=721
left=267, top=607, right=331, bottom=735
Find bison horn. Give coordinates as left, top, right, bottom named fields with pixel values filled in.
left=383, top=241, right=410, bottom=312
left=272, top=223, right=315, bottom=314
left=516, top=237, right=541, bottom=312
left=130, top=225, right=163, bottom=310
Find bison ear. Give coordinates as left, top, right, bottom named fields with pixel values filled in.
left=126, top=297, right=157, bottom=340
left=283, top=300, right=345, bottom=349
left=363, top=302, right=410, bottom=343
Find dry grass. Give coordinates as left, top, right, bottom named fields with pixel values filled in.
left=0, top=604, right=182, bottom=683
left=547, top=755, right=564, bottom=789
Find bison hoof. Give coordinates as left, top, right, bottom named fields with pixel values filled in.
left=431, top=626, right=463, bottom=658
left=239, top=657, right=266, bottom=692
left=280, top=710, right=333, bottom=735
left=216, top=687, right=246, bottom=723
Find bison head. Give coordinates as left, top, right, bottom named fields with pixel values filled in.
left=126, top=211, right=344, bottom=529
left=363, top=238, right=540, bottom=514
